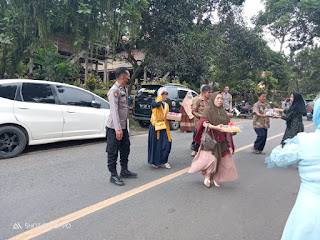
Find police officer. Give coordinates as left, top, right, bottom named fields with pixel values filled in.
left=106, top=67, right=137, bottom=186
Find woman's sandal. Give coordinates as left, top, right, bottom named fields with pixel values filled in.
left=204, top=177, right=211, bottom=188
left=213, top=180, right=221, bottom=188
left=152, top=164, right=159, bottom=168
left=164, top=163, right=171, bottom=169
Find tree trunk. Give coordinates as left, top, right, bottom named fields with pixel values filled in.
left=161, top=72, right=170, bottom=81
left=279, top=35, right=285, bottom=53
left=144, top=67, right=147, bottom=82
left=28, top=57, right=33, bottom=74
left=103, top=59, right=108, bottom=84
left=0, top=45, right=8, bottom=79
left=84, top=50, right=88, bottom=81
left=128, top=64, right=145, bottom=95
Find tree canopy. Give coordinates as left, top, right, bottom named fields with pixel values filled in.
left=0, top=0, right=319, bottom=100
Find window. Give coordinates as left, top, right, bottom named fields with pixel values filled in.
left=166, top=87, right=177, bottom=99
left=22, top=83, right=55, bottom=104
left=136, top=86, right=159, bottom=98
left=56, top=85, right=94, bottom=107
left=178, top=90, right=188, bottom=99
left=0, top=83, right=17, bottom=100
left=94, top=96, right=110, bottom=109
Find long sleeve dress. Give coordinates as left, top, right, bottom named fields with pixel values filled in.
left=189, top=120, right=238, bottom=182
left=265, top=130, right=320, bottom=240
left=281, top=109, right=304, bottom=145
left=148, top=97, right=172, bottom=166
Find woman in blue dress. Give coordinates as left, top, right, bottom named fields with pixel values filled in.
left=148, top=87, right=172, bottom=169
left=265, top=98, right=320, bottom=240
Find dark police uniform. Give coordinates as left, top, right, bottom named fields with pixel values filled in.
left=106, top=81, right=130, bottom=174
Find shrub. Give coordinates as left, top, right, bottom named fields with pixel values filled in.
left=86, top=74, right=97, bottom=91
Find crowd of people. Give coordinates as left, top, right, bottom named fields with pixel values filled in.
left=106, top=67, right=319, bottom=239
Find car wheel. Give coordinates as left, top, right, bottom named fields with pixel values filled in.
left=138, top=121, right=150, bottom=128
left=0, top=126, right=27, bottom=159
left=169, top=120, right=180, bottom=130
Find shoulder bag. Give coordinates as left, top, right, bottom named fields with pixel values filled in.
left=201, top=124, right=217, bottom=150
left=154, top=121, right=167, bottom=131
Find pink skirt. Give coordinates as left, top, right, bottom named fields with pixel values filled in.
left=188, top=150, right=238, bottom=182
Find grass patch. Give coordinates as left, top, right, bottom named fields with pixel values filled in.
left=93, top=89, right=109, bottom=100
left=129, top=116, right=140, bottom=127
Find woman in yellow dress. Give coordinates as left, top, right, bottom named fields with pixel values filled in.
left=147, top=87, right=172, bottom=169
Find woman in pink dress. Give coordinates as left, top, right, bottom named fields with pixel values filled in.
left=188, top=91, right=238, bottom=188
left=180, top=91, right=195, bottom=132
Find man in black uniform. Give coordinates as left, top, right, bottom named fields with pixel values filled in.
left=106, top=67, right=137, bottom=186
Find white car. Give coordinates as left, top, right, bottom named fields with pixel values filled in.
left=0, top=79, right=111, bottom=159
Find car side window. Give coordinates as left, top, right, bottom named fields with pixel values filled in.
left=94, top=96, right=110, bottom=109
left=166, top=87, right=177, bottom=99
left=192, top=92, right=197, bottom=97
left=178, top=90, right=188, bottom=99
left=21, top=83, right=55, bottom=104
left=56, top=85, right=94, bottom=107
left=0, top=83, right=18, bottom=100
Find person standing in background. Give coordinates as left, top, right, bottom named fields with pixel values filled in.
left=106, top=67, right=137, bottom=186
left=180, top=91, right=195, bottom=132
left=190, top=85, right=213, bottom=157
left=222, top=86, right=232, bottom=112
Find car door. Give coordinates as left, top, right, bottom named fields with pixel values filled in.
left=13, top=82, right=63, bottom=140
left=55, top=85, right=106, bottom=137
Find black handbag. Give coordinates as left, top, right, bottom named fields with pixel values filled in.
left=201, top=125, right=217, bottom=150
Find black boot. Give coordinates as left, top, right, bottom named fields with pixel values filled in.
left=120, top=169, right=137, bottom=178
left=110, top=173, right=125, bottom=186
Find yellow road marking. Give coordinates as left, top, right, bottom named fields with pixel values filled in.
left=9, top=123, right=315, bottom=240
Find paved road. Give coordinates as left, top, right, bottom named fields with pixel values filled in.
left=0, top=119, right=316, bottom=240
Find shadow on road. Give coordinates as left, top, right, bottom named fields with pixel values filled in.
left=23, top=138, right=106, bottom=155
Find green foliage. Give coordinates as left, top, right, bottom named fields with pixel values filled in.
left=254, top=0, right=298, bottom=52
left=294, top=45, right=320, bottom=94
left=86, top=73, right=97, bottom=91
left=32, top=44, right=79, bottom=82
left=254, top=0, right=320, bottom=52
left=1, top=0, right=317, bottom=101
left=93, top=89, right=109, bottom=100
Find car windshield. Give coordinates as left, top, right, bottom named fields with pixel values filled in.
left=136, top=85, right=160, bottom=98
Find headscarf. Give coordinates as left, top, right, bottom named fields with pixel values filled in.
left=289, top=92, right=307, bottom=116
left=314, top=98, right=320, bottom=129
left=202, top=91, right=230, bottom=127
left=181, top=91, right=193, bottom=119
left=157, top=87, right=168, bottom=96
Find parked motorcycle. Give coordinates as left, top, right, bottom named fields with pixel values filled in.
left=233, top=101, right=253, bottom=118
left=306, top=108, right=313, bottom=121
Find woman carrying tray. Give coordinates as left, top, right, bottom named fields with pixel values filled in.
left=277, top=92, right=306, bottom=146
left=188, top=91, right=238, bottom=188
